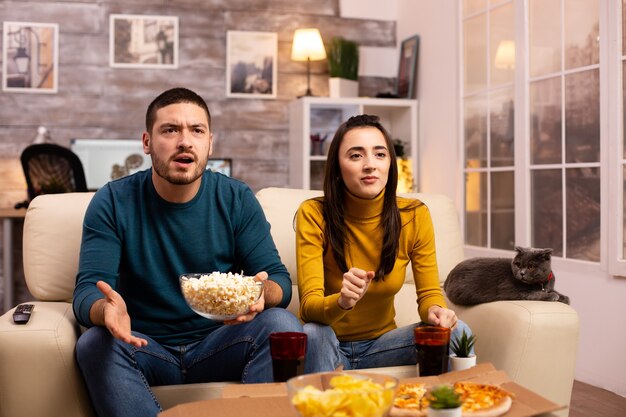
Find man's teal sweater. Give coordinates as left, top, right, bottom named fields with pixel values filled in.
left=73, top=169, right=291, bottom=345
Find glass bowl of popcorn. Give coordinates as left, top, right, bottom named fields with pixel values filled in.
left=179, top=272, right=263, bottom=321
left=287, top=372, right=398, bottom=417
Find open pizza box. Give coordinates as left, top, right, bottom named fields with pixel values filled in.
left=159, top=363, right=566, bottom=417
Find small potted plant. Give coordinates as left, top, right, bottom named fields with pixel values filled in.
left=426, top=384, right=463, bottom=417
left=327, top=37, right=359, bottom=97
left=449, top=329, right=477, bottom=371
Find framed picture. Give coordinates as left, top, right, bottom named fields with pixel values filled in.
left=109, top=14, right=178, bottom=69
left=2, top=21, right=59, bottom=93
left=70, top=139, right=151, bottom=190
left=226, top=31, right=277, bottom=99
left=206, top=158, right=232, bottom=177
left=395, top=34, right=420, bottom=99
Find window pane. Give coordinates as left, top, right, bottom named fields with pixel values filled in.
left=490, top=3, right=515, bottom=85
left=491, top=171, right=515, bottom=249
left=465, top=94, right=488, bottom=168
left=464, top=0, right=487, bottom=16
left=532, top=169, right=563, bottom=256
left=566, top=168, right=600, bottom=261
left=464, top=14, right=487, bottom=92
left=490, top=88, right=514, bottom=167
left=529, top=0, right=561, bottom=77
left=530, top=77, right=562, bottom=164
left=564, top=0, right=599, bottom=70
left=465, top=171, right=488, bottom=246
left=565, top=69, right=600, bottom=163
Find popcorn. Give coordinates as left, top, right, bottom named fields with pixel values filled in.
left=180, top=272, right=263, bottom=320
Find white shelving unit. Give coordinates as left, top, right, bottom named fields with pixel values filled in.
left=289, top=97, right=419, bottom=190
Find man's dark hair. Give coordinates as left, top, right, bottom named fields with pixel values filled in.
left=145, top=87, right=211, bottom=134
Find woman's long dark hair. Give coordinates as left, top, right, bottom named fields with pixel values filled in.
left=322, top=114, right=400, bottom=281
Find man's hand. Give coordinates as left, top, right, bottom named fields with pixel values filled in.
left=427, top=305, right=458, bottom=329
left=337, top=267, right=374, bottom=310
left=91, top=281, right=148, bottom=348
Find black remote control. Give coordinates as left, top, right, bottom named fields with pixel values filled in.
left=13, top=304, right=34, bottom=324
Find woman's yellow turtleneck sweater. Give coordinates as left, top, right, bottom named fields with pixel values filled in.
left=295, top=190, right=447, bottom=341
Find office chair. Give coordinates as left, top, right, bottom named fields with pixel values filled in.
left=15, top=143, right=88, bottom=209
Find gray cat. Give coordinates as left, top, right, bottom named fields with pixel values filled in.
left=443, top=246, right=570, bottom=305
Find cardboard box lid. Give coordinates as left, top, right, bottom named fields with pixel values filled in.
left=160, top=396, right=298, bottom=417
left=159, top=363, right=566, bottom=417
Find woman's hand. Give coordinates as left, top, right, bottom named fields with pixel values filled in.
left=427, top=305, right=458, bottom=329
left=337, top=267, right=374, bottom=310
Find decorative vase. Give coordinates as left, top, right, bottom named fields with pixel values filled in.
left=428, top=407, right=462, bottom=417
left=449, top=354, right=477, bottom=371
left=328, top=77, right=358, bottom=98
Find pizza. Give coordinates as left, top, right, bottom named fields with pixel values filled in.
left=390, top=383, right=428, bottom=416
left=454, top=382, right=514, bottom=417
left=390, top=381, right=513, bottom=417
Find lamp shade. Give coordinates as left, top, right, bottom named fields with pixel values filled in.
left=291, top=28, right=327, bottom=62
left=494, top=40, right=515, bottom=69
left=14, top=47, right=30, bottom=74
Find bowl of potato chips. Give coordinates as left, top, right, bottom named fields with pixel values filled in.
left=179, top=272, right=263, bottom=321
left=287, top=371, right=398, bottom=417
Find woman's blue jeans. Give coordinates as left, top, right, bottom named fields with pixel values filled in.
left=75, top=308, right=302, bottom=417
left=303, top=320, right=473, bottom=373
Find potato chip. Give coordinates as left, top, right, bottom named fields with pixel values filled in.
left=290, top=374, right=396, bottom=417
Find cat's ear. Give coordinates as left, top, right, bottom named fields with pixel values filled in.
left=514, top=246, right=524, bottom=254
left=540, top=248, right=553, bottom=259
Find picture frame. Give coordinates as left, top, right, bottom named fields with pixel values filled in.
left=226, top=31, right=277, bottom=99
left=109, top=14, right=178, bottom=69
left=206, top=158, right=232, bottom=177
left=2, top=21, right=59, bottom=93
left=395, top=34, right=420, bottom=99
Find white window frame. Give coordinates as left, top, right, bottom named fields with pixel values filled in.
left=608, top=0, right=626, bottom=276
left=460, top=0, right=517, bottom=252
left=461, top=0, right=625, bottom=279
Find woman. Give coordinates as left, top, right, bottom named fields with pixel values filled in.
left=295, top=114, right=471, bottom=372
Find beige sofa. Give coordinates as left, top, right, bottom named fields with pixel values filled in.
left=0, top=187, right=579, bottom=417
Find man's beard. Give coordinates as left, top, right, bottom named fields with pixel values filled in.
left=150, top=147, right=209, bottom=185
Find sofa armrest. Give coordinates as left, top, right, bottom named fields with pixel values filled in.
left=451, top=300, right=579, bottom=413
left=0, top=302, right=94, bottom=417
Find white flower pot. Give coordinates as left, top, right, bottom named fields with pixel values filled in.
left=449, top=354, right=477, bottom=371
left=428, top=406, right=462, bottom=417
left=328, top=77, right=358, bottom=98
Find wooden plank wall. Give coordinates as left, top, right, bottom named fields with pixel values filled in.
left=0, top=0, right=397, bottom=309
left=0, top=0, right=397, bottom=203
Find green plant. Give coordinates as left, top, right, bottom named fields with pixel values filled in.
left=393, top=138, right=406, bottom=158
left=427, top=385, right=463, bottom=409
left=450, top=329, right=476, bottom=358
left=327, top=37, right=359, bottom=80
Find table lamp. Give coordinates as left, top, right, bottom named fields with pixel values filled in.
left=494, top=40, right=515, bottom=69
left=291, top=28, right=327, bottom=96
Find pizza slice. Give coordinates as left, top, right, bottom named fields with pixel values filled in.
left=389, top=381, right=514, bottom=417
left=454, top=381, right=514, bottom=417
left=389, top=383, right=428, bottom=417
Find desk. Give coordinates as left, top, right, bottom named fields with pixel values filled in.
left=0, top=208, right=26, bottom=311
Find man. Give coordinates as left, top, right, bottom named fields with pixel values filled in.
left=73, top=87, right=302, bottom=417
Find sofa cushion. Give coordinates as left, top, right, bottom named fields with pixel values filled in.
left=22, top=188, right=463, bottom=303
left=23, top=192, right=95, bottom=301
